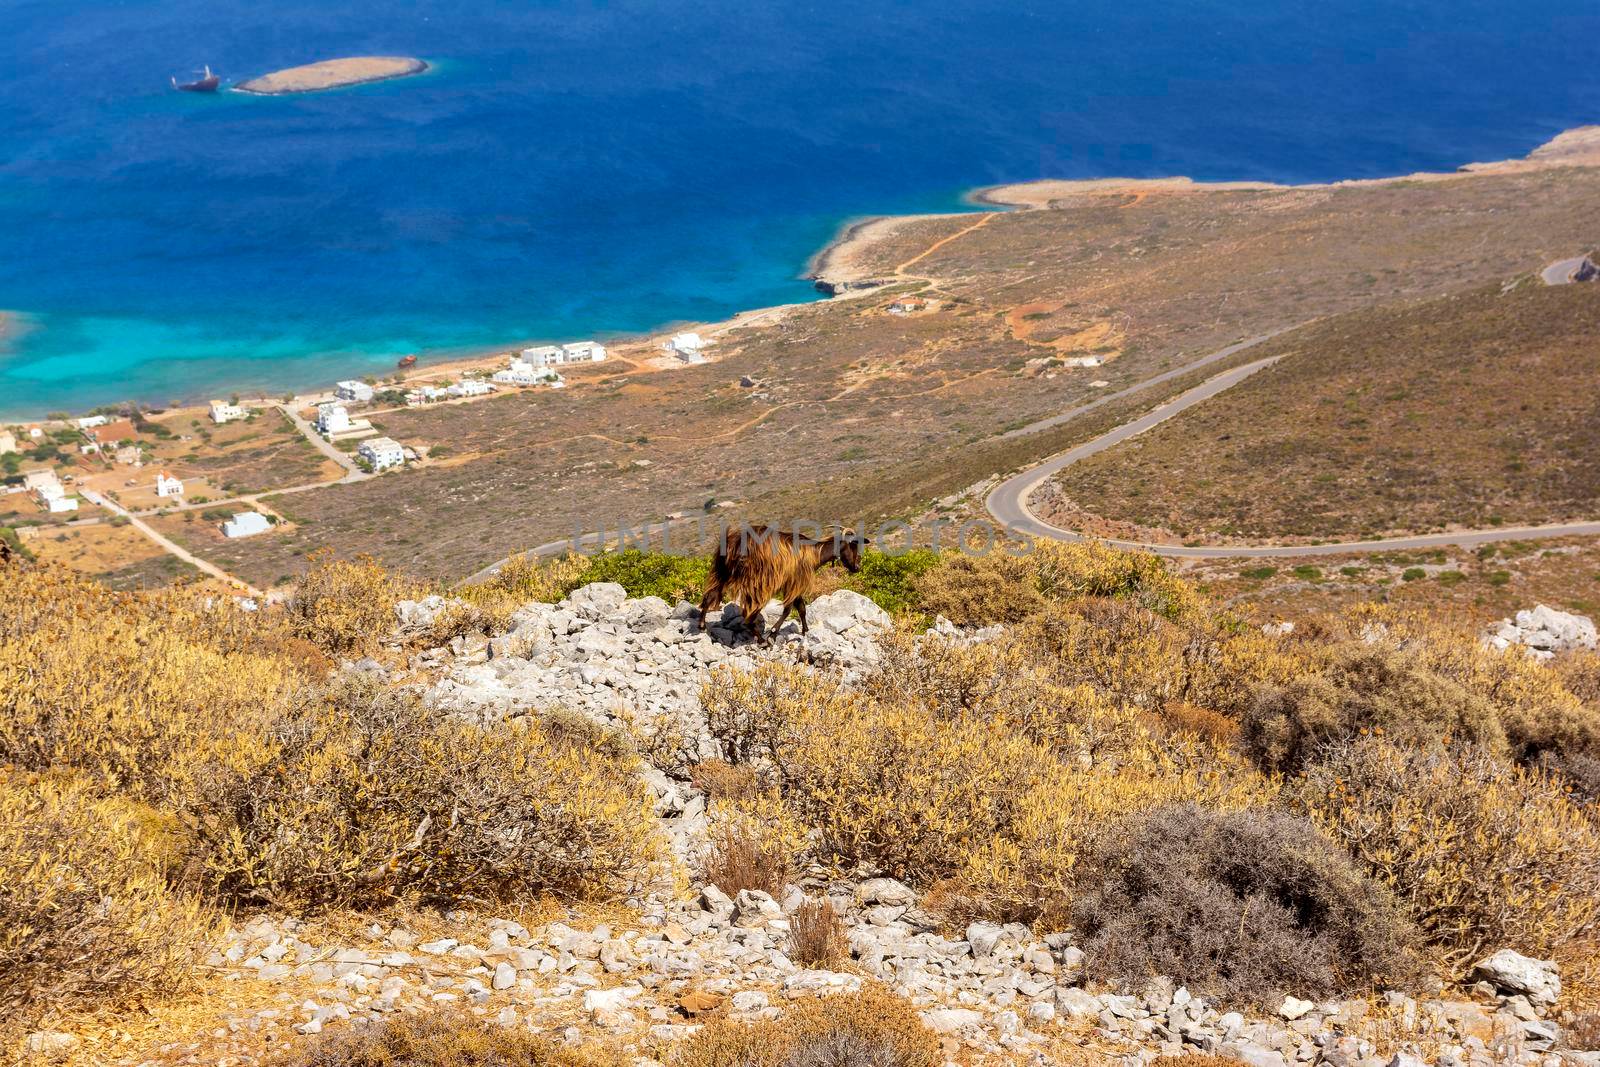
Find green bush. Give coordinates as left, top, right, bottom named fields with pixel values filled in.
left=571, top=549, right=710, bottom=603
left=843, top=548, right=942, bottom=616
left=1071, top=803, right=1419, bottom=1004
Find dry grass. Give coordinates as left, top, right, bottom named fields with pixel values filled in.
left=703, top=821, right=790, bottom=898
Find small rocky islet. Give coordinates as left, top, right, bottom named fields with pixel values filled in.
left=234, top=56, right=428, bottom=95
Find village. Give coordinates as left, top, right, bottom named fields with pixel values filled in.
left=0, top=328, right=724, bottom=595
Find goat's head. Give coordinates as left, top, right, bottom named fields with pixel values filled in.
left=831, top=528, right=869, bottom=573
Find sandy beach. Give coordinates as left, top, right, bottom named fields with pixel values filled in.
left=807, top=212, right=973, bottom=289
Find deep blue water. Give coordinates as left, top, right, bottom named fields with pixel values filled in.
left=2, top=0, right=1599, bottom=416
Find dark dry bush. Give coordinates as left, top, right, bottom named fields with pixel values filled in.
left=702, top=821, right=788, bottom=897
left=289, top=1011, right=621, bottom=1067
left=1244, top=641, right=1504, bottom=771
left=1070, top=803, right=1419, bottom=1006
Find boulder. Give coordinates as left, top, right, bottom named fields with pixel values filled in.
left=1470, top=949, right=1560, bottom=1006
left=855, top=877, right=917, bottom=908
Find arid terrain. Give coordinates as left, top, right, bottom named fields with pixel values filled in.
left=1040, top=282, right=1600, bottom=543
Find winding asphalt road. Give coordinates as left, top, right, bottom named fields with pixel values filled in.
left=987, top=350, right=1600, bottom=560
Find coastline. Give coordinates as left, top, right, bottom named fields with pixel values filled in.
left=6, top=123, right=1599, bottom=425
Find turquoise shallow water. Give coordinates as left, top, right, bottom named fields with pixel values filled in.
left=2, top=0, right=1599, bottom=416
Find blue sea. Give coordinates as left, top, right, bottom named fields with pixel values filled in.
left=2, top=0, right=1598, bottom=416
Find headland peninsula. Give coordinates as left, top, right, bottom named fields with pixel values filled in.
left=234, top=56, right=428, bottom=95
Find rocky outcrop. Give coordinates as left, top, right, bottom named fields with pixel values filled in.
left=1483, top=604, right=1597, bottom=660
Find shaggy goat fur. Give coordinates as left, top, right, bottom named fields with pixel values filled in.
left=697, top=525, right=867, bottom=642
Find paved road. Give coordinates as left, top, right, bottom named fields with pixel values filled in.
left=1541, top=255, right=1592, bottom=285
left=277, top=402, right=370, bottom=482
left=994, top=327, right=1299, bottom=442
left=987, top=355, right=1600, bottom=559
left=81, top=489, right=264, bottom=595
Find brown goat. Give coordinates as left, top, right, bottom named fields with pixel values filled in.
left=697, top=525, right=868, bottom=643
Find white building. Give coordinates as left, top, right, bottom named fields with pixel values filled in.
left=665, top=332, right=707, bottom=362
left=520, top=345, right=563, bottom=367
left=492, top=358, right=561, bottom=386
left=446, top=379, right=494, bottom=398
left=222, top=511, right=272, bottom=538
left=155, top=470, right=184, bottom=498
left=0, top=431, right=15, bottom=454
left=561, top=341, right=607, bottom=362
left=405, top=386, right=450, bottom=405
left=335, top=380, right=375, bottom=403
left=1062, top=355, right=1104, bottom=368
left=887, top=298, right=927, bottom=315
left=358, top=436, right=405, bottom=471
left=316, top=402, right=352, bottom=437
left=76, top=415, right=108, bottom=429
left=27, top=470, right=76, bottom=513
left=209, top=399, right=247, bottom=424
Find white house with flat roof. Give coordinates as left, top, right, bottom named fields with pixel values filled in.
left=222, top=511, right=272, bottom=538
left=493, top=358, right=560, bottom=386
left=561, top=341, right=607, bottom=362
left=520, top=345, right=563, bottom=367
left=209, top=399, right=247, bottom=424
left=22, top=469, right=59, bottom=493
left=405, top=386, right=449, bottom=405
left=76, top=415, right=108, bottom=429
left=447, top=379, right=494, bottom=399
left=316, top=403, right=351, bottom=437
left=666, top=332, right=707, bottom=362
left=155, top=470, right=183, bottom=498
left=358, top=436, right=405, bottom=471
left=335, top=380, right=375, bottom=403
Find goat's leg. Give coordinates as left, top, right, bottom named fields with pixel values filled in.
left=697, top=581, right=723, bottom=631
left=770, top=599, right=794, bottom=638
left=795, top=596, right=808, bottom=635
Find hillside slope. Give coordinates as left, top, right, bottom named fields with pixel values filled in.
left=1042, top=281, right=1600, bottom=541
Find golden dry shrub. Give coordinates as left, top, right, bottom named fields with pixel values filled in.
left=290, top=1010, right=622, bottom=1067
left=0, top=774, right=212, bottom=1032
left=1318, top=604, right=1600, bottom=763
left=1243, top=639, right=1506, bottom=772
left=674, top=985, right=939, bottom=1067
left=912, top=538, right=1202, bottom=629
left=287, top=551, right=416, bottom=657
left=0, top=563, right=294, bottom=806
left=454, top=551, right=590, bottom=628
left=1017, top=597, right=1191, bottom=709
left=702, top=787, right=807, bottom=897
left=701, top=662, right=1271, bottom=926
left=192, top=677, right=659, bottom=911
left=1296, top=738, right=1600, bottom=972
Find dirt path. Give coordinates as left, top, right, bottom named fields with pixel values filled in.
left=80, top=489, right=264, bottom=596
left=891, top=212, right=995, bottom=276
